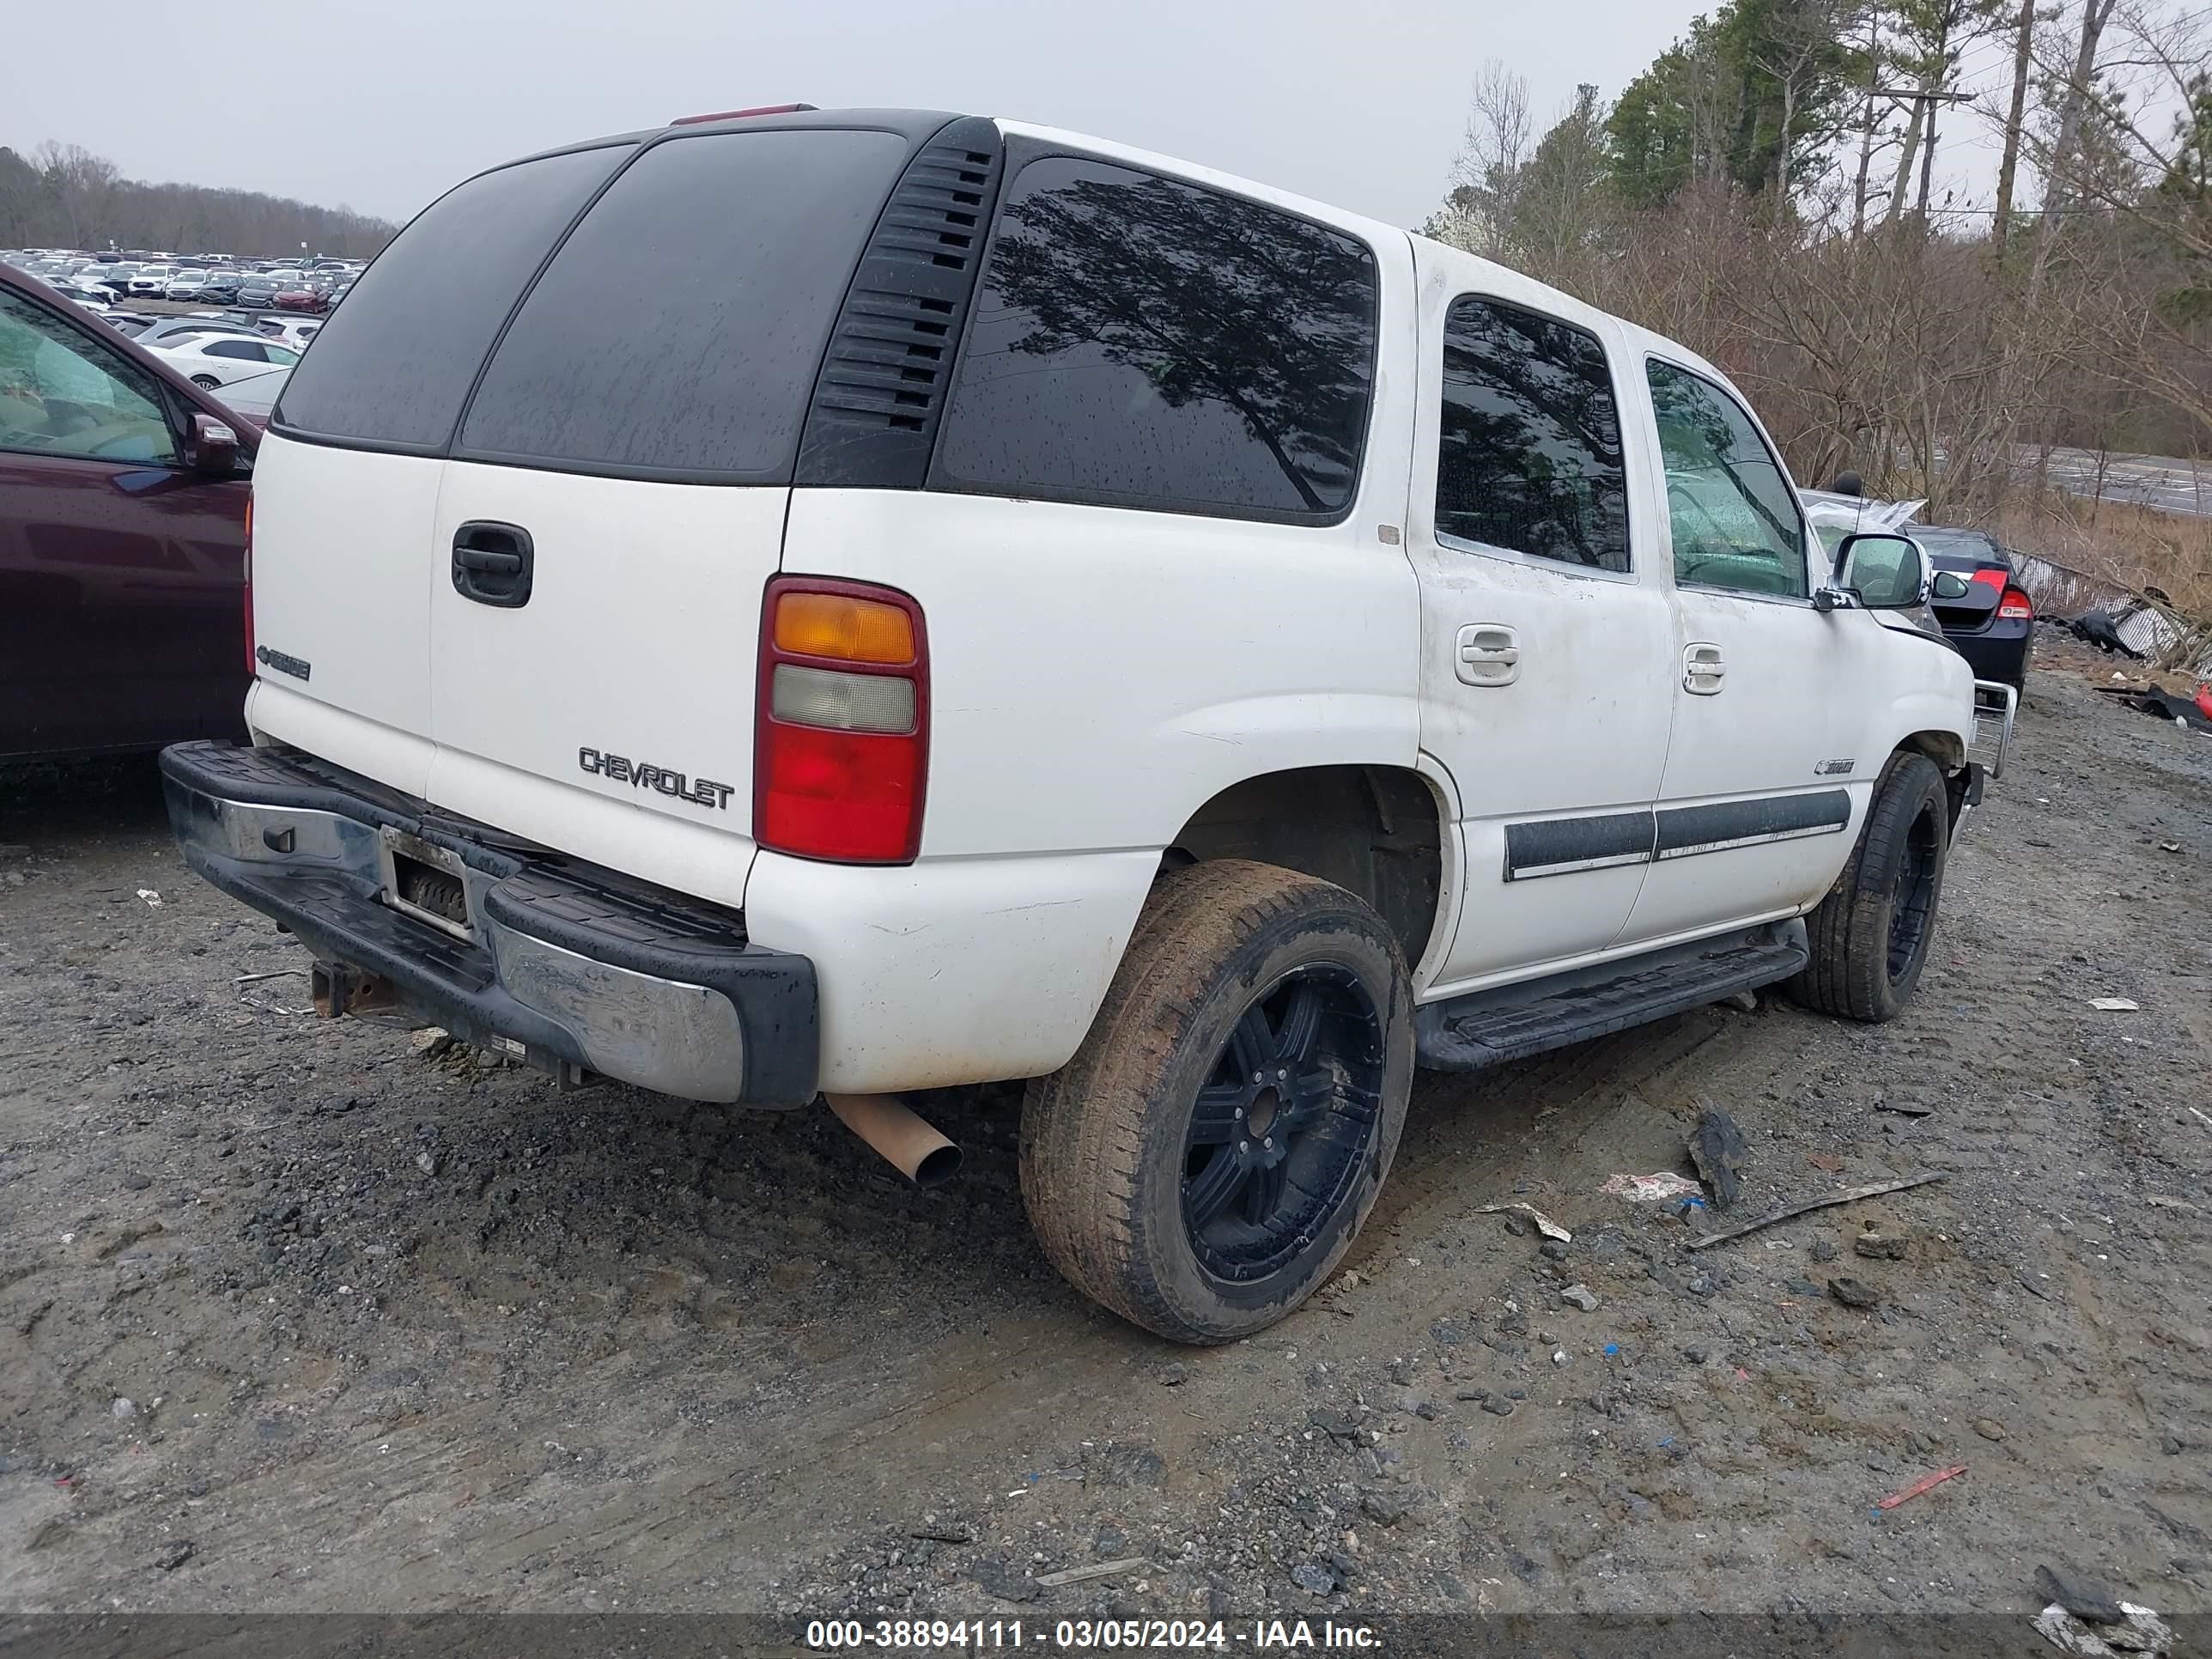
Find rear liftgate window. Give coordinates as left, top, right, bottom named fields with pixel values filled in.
left=930, top=155, right=1379, bottom=522
left=457, top=129, right=909, bottom=479
left=273, top=143, right=634, bottom=447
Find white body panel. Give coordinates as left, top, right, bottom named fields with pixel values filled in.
left=744, top=847, right=1159, bottom=1091
left=246, top=431, right=441, bottom=774
left=1611, top=326, right=1974, bottom=943
left=1401, top=241, right=1677, bottom=989
left=426, top=462, right=784, bottom=847
left=779, top=489, right=1422, bottom=862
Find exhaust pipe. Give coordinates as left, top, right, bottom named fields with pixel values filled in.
left=826, top=1093, right=962, bottom=1188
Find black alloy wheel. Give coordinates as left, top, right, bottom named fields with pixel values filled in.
left=1180, top=963, right=1386, bottom=1285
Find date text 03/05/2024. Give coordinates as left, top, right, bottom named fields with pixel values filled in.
left=804, top=1619, right=1383, bottom=1650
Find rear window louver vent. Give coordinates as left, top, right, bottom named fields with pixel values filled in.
left=795, top=117, right=1005, bottom=488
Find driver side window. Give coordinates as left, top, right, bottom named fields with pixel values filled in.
left=1646, top=358, right=1806, bottom=599
left=0, top=291, right=179, bottom=466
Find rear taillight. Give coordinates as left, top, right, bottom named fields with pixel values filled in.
left=756, top=576, right=927, bottom=864
left=1998, top=586, right=2033, bottom=620
left=1968, top=568, right=2007, bottom=592
left=242, top=494, right=256, bottom=677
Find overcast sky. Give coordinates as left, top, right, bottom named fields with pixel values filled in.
left=0, top=1, right=1784, bottom=228
left=15, top=0, right=2016, bottom=230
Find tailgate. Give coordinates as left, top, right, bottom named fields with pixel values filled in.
left=245, top=430, right=443, bottom=795
left=425, top=464, right=786, bottom=845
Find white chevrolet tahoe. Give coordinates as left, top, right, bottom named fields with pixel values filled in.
left=161, top=106, right=1988, bottom=1343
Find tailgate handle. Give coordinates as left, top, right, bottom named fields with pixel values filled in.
left=452, top=521, right=534, bottom=609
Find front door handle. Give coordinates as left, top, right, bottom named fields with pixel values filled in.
left=1683, top=641, right=1726, bottom=696
left=1456, top=623, right=1521, bottom=687
left=452, top=521, right=534, bottom=609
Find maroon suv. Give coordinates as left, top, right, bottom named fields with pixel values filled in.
left=1, top=263, right=257, bottom=760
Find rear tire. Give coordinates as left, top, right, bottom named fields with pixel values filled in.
left=1019, top=860, right=1413, bottom=1345
left=190, top=374, right=221, bottom=390
left=1787, top=750, right=1950, bottom=1022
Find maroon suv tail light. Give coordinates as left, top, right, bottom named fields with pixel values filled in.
left=242, top=495, right=256, bottom=678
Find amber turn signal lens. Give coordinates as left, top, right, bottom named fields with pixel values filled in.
left=773, top=592, right=915, bottom=664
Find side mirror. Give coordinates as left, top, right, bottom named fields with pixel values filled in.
left=1931, top=570, right=1972, bottom=601
left=186, top=410, right=240, bottom=477
left=1835, top=531, right=1929, bottom=611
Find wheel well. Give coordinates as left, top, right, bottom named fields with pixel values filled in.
left=1899, top=730, right=1966, bottom=772
left=1166, top=766, right=1445, bottom=969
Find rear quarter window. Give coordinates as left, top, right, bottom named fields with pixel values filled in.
left=273, top=143, right=634, bottom=449
left=929, top=154, right=1378, bottom=523
left=455, top=128, right=910, bottom=480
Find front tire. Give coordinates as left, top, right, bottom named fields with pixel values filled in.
left=190, top=374, right=221, bottom=390
left=1787, top=750, right=1950, bottom=1022
left=1020, top=860, right=1413, bottom=1345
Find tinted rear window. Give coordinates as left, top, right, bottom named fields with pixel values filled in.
left=273, top=143, right=631, bottom=447
left=456, top=128, right=908, bottom=480
left=931, top=155, right=1377, bottom=522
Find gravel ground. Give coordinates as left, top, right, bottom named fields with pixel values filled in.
left=2, top=653, right=2208, bottom=1630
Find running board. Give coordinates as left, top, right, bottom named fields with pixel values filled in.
left=1415, top=929, right=1808, bottom=1072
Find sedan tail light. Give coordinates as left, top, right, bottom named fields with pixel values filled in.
left=755, top=577, right=927, bottom=863
left=242, top=495, right=256, bottom=677
left=1997, top=586, right=2033, bottom=620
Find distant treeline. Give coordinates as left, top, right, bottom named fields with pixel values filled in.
left=0, top=142, right=397, bottom=259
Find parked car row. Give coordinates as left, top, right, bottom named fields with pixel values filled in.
left=3, top=246, right=363, bottom=315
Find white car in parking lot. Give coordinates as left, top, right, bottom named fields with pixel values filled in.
left=254, top=316, right=322, bottom=352
left=147, top=331, right=301, bottom=388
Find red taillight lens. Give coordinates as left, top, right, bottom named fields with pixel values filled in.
left=758, top=723, right=925, bottom=862
left=756, top=576, right=927, bottom=864
left=242, top=494, right=256, bottom=677
left=1998, top=586, right=2033, bottom=619
left=1968, top=568, right=2007, bottom=592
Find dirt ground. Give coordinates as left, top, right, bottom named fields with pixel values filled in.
left=3, top=646, right=2209, bottom=1632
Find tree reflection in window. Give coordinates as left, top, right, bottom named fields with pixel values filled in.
left=1434, top=296, right=1629, bottom=572
left=934, top=155, right=1376, bottom=520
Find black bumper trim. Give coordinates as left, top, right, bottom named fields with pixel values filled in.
left=160, top=741, right=819, bottom=1106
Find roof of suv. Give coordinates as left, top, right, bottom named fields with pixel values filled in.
left=485, top=106, right=957, bottom=179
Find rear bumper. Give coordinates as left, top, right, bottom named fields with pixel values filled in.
left=1942, top=617, right=2033, bottom=684
left=159, top=741, right=818, bottom=1106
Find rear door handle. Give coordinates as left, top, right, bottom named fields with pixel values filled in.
left=1455, top=623, right=1521, bottom=687
left=1683, top=641, right=1726, bottom=696
left=452, top=521, right=534, bottom=609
